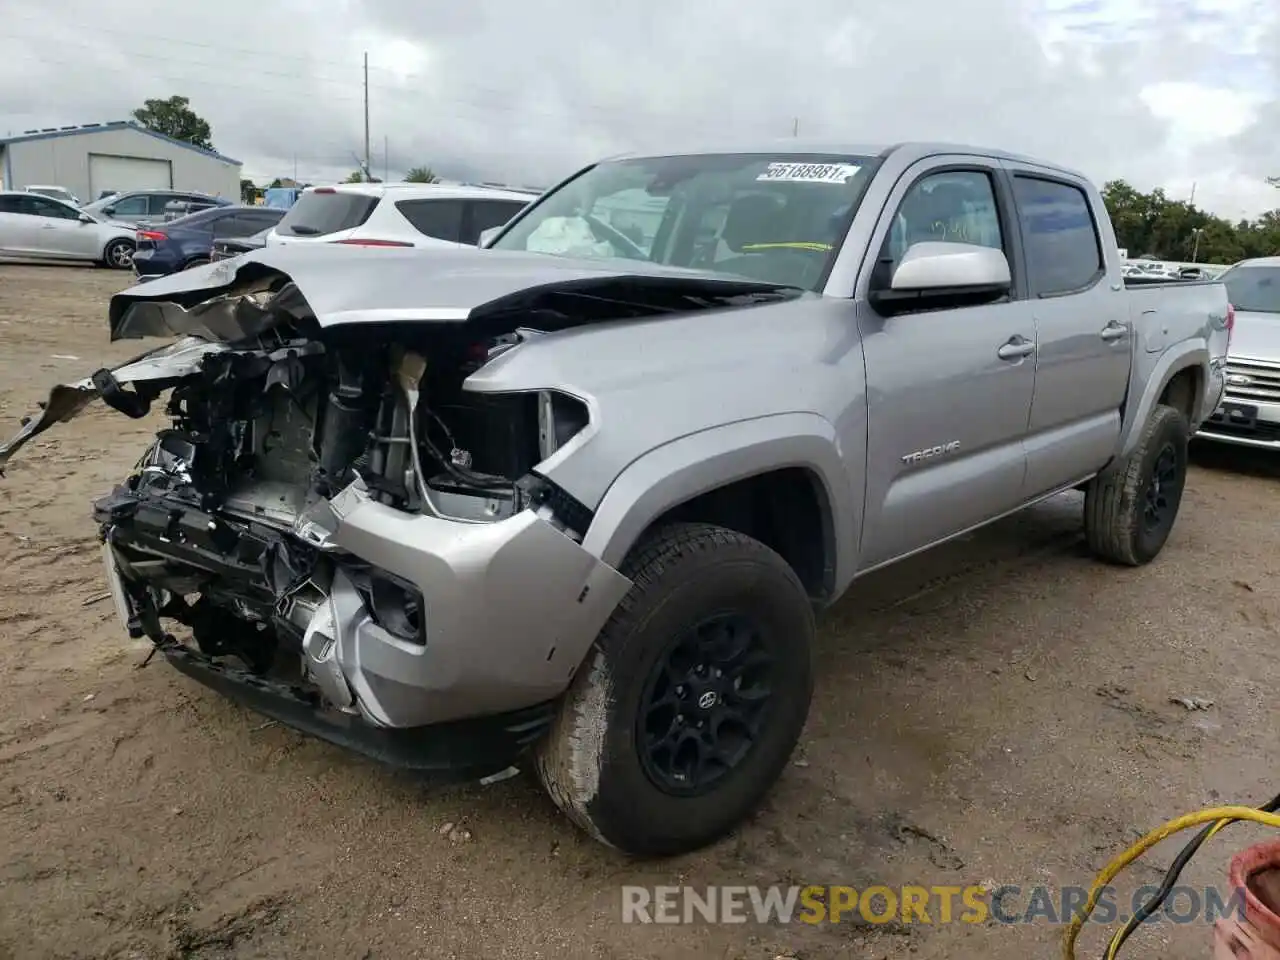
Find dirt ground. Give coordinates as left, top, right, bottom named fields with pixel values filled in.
left=0, top=263, right=1278, bottom=960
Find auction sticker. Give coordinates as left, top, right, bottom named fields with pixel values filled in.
left=756, top=162, right=860, bottom=184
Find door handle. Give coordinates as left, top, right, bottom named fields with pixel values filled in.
left=1100, top=322, right=1128, bottom=342
left=40, top=224, right=56, bottom=230
left=997, top=335, right=1036, bottom=361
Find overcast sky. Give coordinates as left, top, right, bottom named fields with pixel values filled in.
left=0, top=0, right=1276, bottom=218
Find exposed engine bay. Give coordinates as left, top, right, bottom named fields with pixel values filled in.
left=89, top=290, right=597, bottom=680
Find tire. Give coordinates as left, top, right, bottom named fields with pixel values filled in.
left=101, top=238, right=135, bottom=270
left=535, top=522, right=814, bottom=856
left=1084, top=403, right=1189, bottom=566
left=183, top=257, right=211, bottom=270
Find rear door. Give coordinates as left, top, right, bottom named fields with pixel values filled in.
left=855, top=156, right=1038, bottom=569
left=461, top=199, right=528, bottom=245
left=1003, top=166, right=1131, bottom=495
left=394, top=198, right=465, bottom=247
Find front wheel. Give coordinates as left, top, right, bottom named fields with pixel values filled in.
left=101, top=238, right=134, bottom=270
left=1084, top=403, right=1190, bottom=565
left=535, top=522, right=814, bottom=856
left=183, top=256, right=211, bottom=270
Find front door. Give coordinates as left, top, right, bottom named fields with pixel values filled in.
left=856, top=159, right=1037, bottom=570
left=22, top=196, right=99, bottom=259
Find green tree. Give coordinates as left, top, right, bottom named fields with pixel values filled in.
left=1101, top=178, right=1280, bottom=264
left=404, top=166, right=439, bottom=183
left=240, top=179, right=261, bottom=204
left=342, top=170, right=381, bottom=183
left=132, top=96, right=214, bottom=151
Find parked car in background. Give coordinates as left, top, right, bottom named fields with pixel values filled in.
left=211, top=225, right=274, bottom=262
left=0, top=190, right=135, bottom=268
left=81, top=190, right=233, bottom=226
left=23, top=184, right=81, bottom=206
left=265, top=182, right=533, bottom=249
left=1195, top=256, right=1280, bottom=450
left=132, top=205, right=285, bottom=279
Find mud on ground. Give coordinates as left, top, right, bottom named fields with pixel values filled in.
left=0, top=263, right=1278, bottom=960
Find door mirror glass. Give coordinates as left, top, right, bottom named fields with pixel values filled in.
left=889, top=241, right=1011, bottom=291
left=477, top=226, right=502, bottom=247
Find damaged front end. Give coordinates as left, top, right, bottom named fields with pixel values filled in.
left=0, top=252, right=714, bottom=777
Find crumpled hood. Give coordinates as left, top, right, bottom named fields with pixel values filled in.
left=1229, top=310, right=1280, bottom=362
left=108, top=243, right=798, bottom=340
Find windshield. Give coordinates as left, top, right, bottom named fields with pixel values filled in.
left=1221, top=264, right=1280, bottom=314
left=490, top=153, right=879, bottom=291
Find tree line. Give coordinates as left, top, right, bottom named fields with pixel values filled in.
left=1101, top=180, right=1280, bottom=265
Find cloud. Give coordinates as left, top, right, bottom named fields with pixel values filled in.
left=0, top=0, right=1276, bottom=216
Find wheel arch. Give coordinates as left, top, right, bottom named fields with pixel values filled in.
left=579, top=413, right=858, bottom=603
left=1118, top=344, right=1208, bottom=460
left=101, top=234, right=135, bottom=260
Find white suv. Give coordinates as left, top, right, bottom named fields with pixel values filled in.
left=265, top=182, right=535, bottom=249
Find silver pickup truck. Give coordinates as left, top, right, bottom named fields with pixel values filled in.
left=0, top=141, right=1231, bottom=857
left=1193, top=256, right=1280, bottom=449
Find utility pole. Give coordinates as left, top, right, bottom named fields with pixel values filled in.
left=384, top=135, right=389, bottom=182
left=1188, top=181, right=1197, bottom=206
left=792, top=117, right=799, bottom=137
left=363, top=51, right=371, bottom=182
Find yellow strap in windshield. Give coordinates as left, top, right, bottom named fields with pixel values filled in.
left=739, top=241, right=833, bottom=253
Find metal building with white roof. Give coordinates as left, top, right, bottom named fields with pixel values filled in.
left=0, top=120, right=241, bottom=203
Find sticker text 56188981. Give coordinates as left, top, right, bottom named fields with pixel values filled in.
left=756, top=162, right=861, bottom=184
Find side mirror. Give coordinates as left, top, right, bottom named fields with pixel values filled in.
left=78, top=213, right=94, bottom=224
left=890, top=241, right=1010, bottom=290
left=477, top=226, right=502, bottom=248
left=103, top=206, right=116, bottom=217
left=871, top=241, right=1011, bottom=313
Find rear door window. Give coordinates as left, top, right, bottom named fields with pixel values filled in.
left=277, top=191, right=379, bottom=236
left=461, top=199, right=528, bottom=244
left=395, top=199, right=464, bottom=242
left=1013, top=176, right=1104, bottom=296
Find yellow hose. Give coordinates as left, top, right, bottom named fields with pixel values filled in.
left=1064, top=806, right=1280, bottom=960
left=1101, top=817, right=1235, bottom=960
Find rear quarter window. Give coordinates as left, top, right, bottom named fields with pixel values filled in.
left=277, top=191, right=379, bottom=236
left=1013, top=176, right=1104, bottom=297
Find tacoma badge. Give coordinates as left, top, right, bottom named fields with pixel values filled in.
left=901, top=440, right=961, bottom=465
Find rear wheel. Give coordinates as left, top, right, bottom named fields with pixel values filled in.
left=535, top=522, right=814, bottom=856
left=101, top=238, right=134, bottom=270
left=1084, top=403, right=1189, bottom=565
left=183, top=256, right=211, bottom=270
